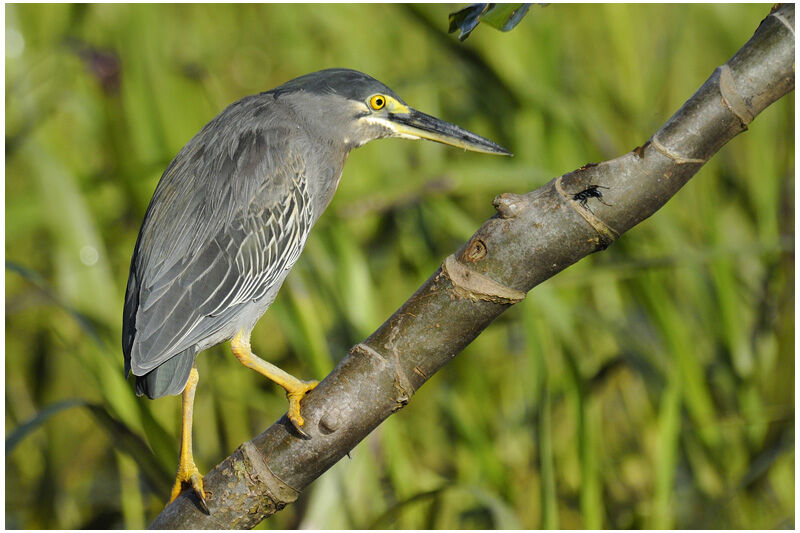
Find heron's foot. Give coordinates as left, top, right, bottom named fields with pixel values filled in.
left=286, top=380, right=319, bottom=437
left=169, top=459, right=208, bottom=514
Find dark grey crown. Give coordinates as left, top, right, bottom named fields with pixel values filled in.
left=268, top=68, right=404, bottom=104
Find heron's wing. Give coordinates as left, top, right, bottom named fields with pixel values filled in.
left=123, top=97, right=314, bottom=375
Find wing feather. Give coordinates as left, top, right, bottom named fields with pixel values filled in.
left=122, top=95, right=314, bottom=376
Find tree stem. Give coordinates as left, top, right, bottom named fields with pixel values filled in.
left=151, top=5, right=794, bottom=529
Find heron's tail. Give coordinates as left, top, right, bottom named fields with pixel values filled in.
left=135, top=348, right=195, bottom=399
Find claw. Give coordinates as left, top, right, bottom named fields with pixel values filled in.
left=169, top=461, right=209, bottom=514
left=286, top=380, right=318, bottom=439
left=289, top=417, right=311, bottom=439
left=190, top=471, right=210, bottom=514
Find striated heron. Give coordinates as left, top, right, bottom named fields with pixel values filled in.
left=122, top=68, right=510, bottom=511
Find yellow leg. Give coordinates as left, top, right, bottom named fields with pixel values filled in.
left=168, top=366, right=208, bottom=513
left=231, top=330, right=318, bottom=434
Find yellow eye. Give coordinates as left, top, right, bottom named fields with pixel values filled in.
left=369, top=95, right=386, bottom=110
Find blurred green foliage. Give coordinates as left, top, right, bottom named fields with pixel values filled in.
left=5, top=4, right=793, bottom=529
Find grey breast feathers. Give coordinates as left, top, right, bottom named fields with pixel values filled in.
left=122, top=94, right=314, bottom=397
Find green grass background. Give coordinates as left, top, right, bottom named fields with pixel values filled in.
left=5, top=4, right=794, bottom=529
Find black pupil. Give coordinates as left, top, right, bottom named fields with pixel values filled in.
left=376, top=97, right=383, bottom=107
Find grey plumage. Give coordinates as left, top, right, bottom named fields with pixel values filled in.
left=122, top=68, right=510, bottom=399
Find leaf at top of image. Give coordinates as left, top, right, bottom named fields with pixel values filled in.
left=448, top=3, right=535, bottom=41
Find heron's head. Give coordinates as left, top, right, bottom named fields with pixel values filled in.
left=270, top=68, right=511, bottom=156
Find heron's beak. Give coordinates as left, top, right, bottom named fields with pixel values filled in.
left=388, top=108, right=512, bottom=156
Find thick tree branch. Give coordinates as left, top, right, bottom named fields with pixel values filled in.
left=151, top=5, right=794, bottom=529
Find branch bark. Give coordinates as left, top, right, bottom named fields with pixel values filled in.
left=151, top=5, right=794, bottom=529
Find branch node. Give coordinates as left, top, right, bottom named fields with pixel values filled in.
left=650, top=133, right=707, bottom=165
left=240, top=441, right=300, bottom=506
left=493, top=192, right=529, bottom=218
left=319, top=413, right=340, bottom=433
left=633, top=141, right=650, bottom=159
left=554, top=177, right=620, bottom=248
left=352, top=342, right=388, bottom=364
left=441, top=254, right=526, bottom=304
left=771, top=9, right=795, bottom=36
left=355, top=342, right=415, bottom=407
left=462, top=237, right=488, bottom=263
left=392, top=382, right=411, bottom=410
left=718, top=65, right=755, bottom=126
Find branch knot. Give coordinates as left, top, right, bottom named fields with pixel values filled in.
left=650, top=134, right=707, bottom=165
left=441, top=254, right=526, bottom=304
left=718, top=64, right=755, bottom=126
left=240, top=441, right=300, bottom=505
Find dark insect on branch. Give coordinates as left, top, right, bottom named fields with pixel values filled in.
left=573, top=185, right=612, bottom=211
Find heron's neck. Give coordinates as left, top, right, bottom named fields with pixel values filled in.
left=305, top=145, right=348, bottom=224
